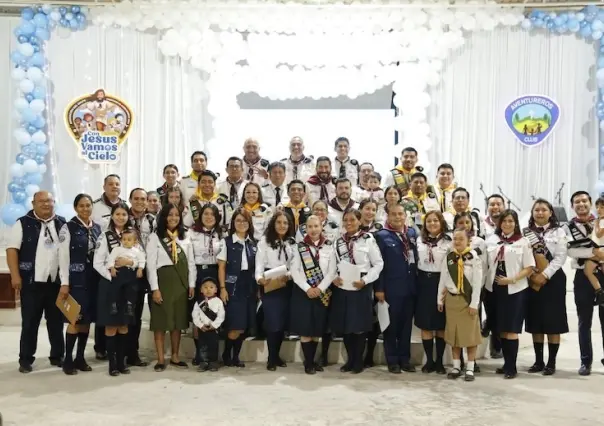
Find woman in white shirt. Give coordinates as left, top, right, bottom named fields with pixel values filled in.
left=437, top=228, right=484, bottom=381
left=296, top=200, right=339, bottom=243
left=377, top=185, right=403, bottom=225
left=415, top=210, right=451, bottom=375
left=486, top=209, right=535, bottom=379
left=256, top=210, right=296, bottom=371
left=290, top=215, right=337, bottom=374
left=146, top=204, right=196, bottom=372
left=524, top=199, right=568, bottom=376
left=359, top=198, right=383, bottom=233
left=241, top=182, right=273, bottom=241
left=218, top=208, right=258, bottom=368
left=188, top=203, right=223, bottom=366
left=330, top=209, right=384, bottom=374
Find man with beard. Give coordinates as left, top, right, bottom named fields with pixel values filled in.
left=352, top=162, right=375, bottom=202
left=306, top=156, right=336, bottom=206
left=242, top=138, right=270, bottom=186
left=87, top=89, right=116, bottom=130
left=564, top=191, right=604, bottom=375
left=433, top=163, right=457, bottom=214
left=181, top=151, right=209, bottom=203
left=327, top=178, right=358, bottom=228
left=281, top=136, right=315, bottom=185
left=484, top=194, right=505, bottom=238
left=443, top=187, right=486, bottom=239
left=333, top=137, right=359, bottom=185
left=262, top=162, right=289, bottom=212
left=400, top=172, right=440, bottom=231
left=383, top=147, right=424, bottom=194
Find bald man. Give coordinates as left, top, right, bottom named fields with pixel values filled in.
left=242, top=138, right=270, bottom=186
left=6, top=191, right=67, bottom=373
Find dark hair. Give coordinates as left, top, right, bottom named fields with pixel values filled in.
left=198, top=170, right=218, bottom=182
left=200, top=277, right=218, bottom=291
left=264, top=211, right=294, bottom=248
left=410, top=172, right=427, bottom=182
left=384, top=185, right=403, bottom=201
left=452, top=227, right=472, bottom=243
left=368, top=172, right=381, bottom=182
left=129, top=188, right=146, bottom=200
left=421, top=210, right=447, bottom=241
left=229, top=208, right=254, bottom=239
left=343, top=208, right=362, bottom=222
left=335, top=178, right=351, bottom=188
left=120, top=228, right=137, bottom=238
left=495, top=209, right=521, bottom=237
left=268, top=162, right=286, bottom=173
left=242, top=182, right=264, bottom=205
left=359, top=162, right=374, bottom=170
left=155, top=203, right=186, bottom=239
left=571, top=190, right=591, bottom=205
left=437, top=163, right=455, bottom=174
left=316, top=156, right=331, bottom=166
left=334, top=137, right=350, bottom=148
left=401, top=147, right=417, bottom=155
left=162, top=186, right=185, bottom=213
left=452, top=187, right=470, bottom=200
left=454, top=211, right=475, bottom=234
left=190, top=151, right=207, bottom=162
left=385, top=202, right=404, bottom=214
left=104, top=174, right=120, bottom=184
left=226, top=156, right=243, bottom=167
left=529, top=198, right=560, bottom=229
left=312, top=200, right=328, bottom=210
left=487, top=194, right=505, bottom=204
left=107, top=202, right=131, bottom=234
left=287, top=179, right=306, bottom=192
left=193, top=203, right=223, bottom=238
left=359, top=198, right=378, bottom=211
left=163, top=164, right=179, bottom=174
left=147, top=191, right=160, bottom=199
left=596, top=197, right=604, bottom=207
left=73, top=193, right=93, bottom=209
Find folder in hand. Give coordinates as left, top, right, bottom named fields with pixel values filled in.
left=55, top=293, right=81, bottom=326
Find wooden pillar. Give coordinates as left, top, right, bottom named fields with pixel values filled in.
left=0, top=273, right=18, bottom=309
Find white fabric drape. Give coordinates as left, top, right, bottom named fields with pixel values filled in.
left=428, top=28, right=597, bottom=214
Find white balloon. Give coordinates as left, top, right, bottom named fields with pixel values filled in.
left=26, top=67, right=44, bottom=83
left=19, top=43, right=34, bottom=57
left=19, top=79, right=34, bottom=94
left=14, top=128, right=31, bottom=145
left=31, top=131, right=47, bottom=144
left=25, top=184, right=40, bottom=197
left=14, top=98, right=29, bottom=111
left=38, top=164, right=47, bottom=174
left=23, top=159, right=39, bottom=174
left=50, top=10, right=61, bottom=21
left=11, top=67, right=26, bottom=81
left=29, top=99, right=45, bottom=114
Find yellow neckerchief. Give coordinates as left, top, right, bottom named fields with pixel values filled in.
left=453, top=247, right=472, bottom=294
left=395, top=165, right=416, bottom=175
left=243, top=202, right=260, bottom=213
left=284, top=201, right=306, bottom=227
left=407, top=190, right=427, bottom=210
left=167, top=229, right=179, bottom=264
left=438, top=183, right=456, bottom=212
left=195, top=189, right=218, bottom=202
left=190, top=170, right=201, bottom=182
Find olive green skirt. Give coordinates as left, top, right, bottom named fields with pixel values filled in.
left=150, top=265, right=189, bottom=332
left=444, top=293, right=482, bottom=348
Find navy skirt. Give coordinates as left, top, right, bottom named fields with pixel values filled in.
left=224, top=270, right=257, bottom=332
left=330, top=284, right=374, bottom=334
left=494, top=283, right=527, bottom=334
left=96, top=276, right=134, bottom=327
left=525, top=269, right=569, bottom=334
left=289, top=285, right=327, bottom=337
left=67, top=265, right=100, bottom=325
left=261, top=271, right=292, bottom=333
left=414, top=270, right=445, bottom=331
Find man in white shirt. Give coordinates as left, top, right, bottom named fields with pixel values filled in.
left=443, top=187, right=486, bottom=239
left=181, top=151, right=209, bottom=203
left=352, top=162, right=375, bottom=202
left=217, top=157, right=248, bottom=209
left=6, top=191, right=66, bottom=373
left=92, top=174, right=124, bottom=231
left=327, top=178, right=358, bottom=228
left=333, top=137, right=359, bottom=185
left=433, top=163, right=457, bottom=214
left=262, top=161, right=289, bottom=211
left=242, top=138, right=270, bottom=186
left=281, top=136, right=315, bottom=184
left=306, top=156, right=336, bottom=206
left=484, top=194, right=505, bottom=238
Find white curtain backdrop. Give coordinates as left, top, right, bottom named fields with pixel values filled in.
left=428, top=27, right=598, bottom=214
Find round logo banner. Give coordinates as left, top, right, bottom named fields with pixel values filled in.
left=504, top=95, right=560, bottom=148
left=64, top=88, right=134, bottom=164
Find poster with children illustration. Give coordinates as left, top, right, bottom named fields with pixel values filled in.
left=64, top=88, right=134, bottom=164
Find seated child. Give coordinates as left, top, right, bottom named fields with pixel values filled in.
left=192, top=277, right=225, bottom=372
left=584, top=197, right=604, bottom=305
left=106, top=229, right=145, bottom=316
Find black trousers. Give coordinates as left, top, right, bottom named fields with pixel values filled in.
left=19, top=280, right=64, bottom=366
left=128, top=280, right=147, bottom=358
left=198, top=330, right=219, bottom=362
left=574, top=269, right=604, bottom=367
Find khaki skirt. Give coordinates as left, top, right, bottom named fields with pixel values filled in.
left=444, top=292, right=482, bottom=348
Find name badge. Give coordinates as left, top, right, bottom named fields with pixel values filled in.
left=44, top=238, right=55, bottom=249
left=225, top=274, right=238, bottom=284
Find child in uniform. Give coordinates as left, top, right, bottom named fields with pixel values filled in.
left=192, top=277, right=225, bottom=372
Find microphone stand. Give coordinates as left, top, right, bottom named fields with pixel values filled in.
left=479, top=183, right=488, bottom=214
left=497, top=186, right=521, bottom=212
left=555, top=182, right=565, bottom=206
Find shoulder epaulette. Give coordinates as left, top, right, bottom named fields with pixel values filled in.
left=327, top=221, right=338, bottom=229
left=262, top=183, right=270, bottom=188
left=260, top=203, right=269, bottom=212
left=93, top=198, right=102, bottom=203
left=362, top=233, right=371, bottom=239
left=374, top=223, right=383, bottom=230
left=260, top=159, right=269, bottom=167
left=217, top=194, right=229, bottom=204
left=280, top=157, right=287, bottom=162
left=303, top=156, right=314, bottom=164
left=286, top=237, right=296, bottom=245
left=443, top=234, right=452, bottom=241
left=350, top=159, right=358, bottom=166
left=182, top=174, right=191, bottom=179
left=324, top=240, right=333, bottom=245
left=416, top=166, right=424, bottom=172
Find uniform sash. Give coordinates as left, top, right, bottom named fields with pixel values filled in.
left=522, top=227, right=553, bottom=291
left=200, top=299, right=218, bottom=322
left=105, top=230, right=121, bottom=253
left=297, top=242, right=331, bottom=306
left=446, top=249, right=473, bottom=306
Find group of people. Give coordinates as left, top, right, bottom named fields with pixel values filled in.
left=7, top=136, right=604, bottom=381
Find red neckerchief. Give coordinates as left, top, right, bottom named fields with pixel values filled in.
left=385, top=222, right=410, bottom=261
left=307, top=175, right=332, bottom=202
left=289, top=155, right=306, bottom=166
left=303, top=234, right=326, bottom=259
left=194, top=226, right=217, bottom=256
left=495, top=233, right=523, bottom=262
left=485, top=216, right=496, bottom=227
left=328, top=198, right=355, bottom=212
left=424, top=234, right=443, bottom=263
left=572, top=214, right=596, bottom=224
left=341, top=230, right=366, bottom=264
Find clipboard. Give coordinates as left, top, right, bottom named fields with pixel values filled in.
left=56, top=293, right=81, bottom=326
left=263, top=277, right=287, bottom=293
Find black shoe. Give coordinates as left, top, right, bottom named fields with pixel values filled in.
left=495, top=367, right=506, bottom=375
left=388, top=364, right=401, bottom=374
left=421, top=362, right=435, bottom=373
left=118, top=365, right=131, bottom=375
left=169, top=360, right=189, bottom=369
left=266, top=362, right=277, bottom=371
left=528, top=363, right=545, bottom=373
left=192, top=358, right=200, bottom=366
left=319, top=356, right=330, bottom=367
left=579, top=364, right=591, bottom=376
left=364, top=358, right=375, bottom=368
left=351, top=367, right=364, bottom=374
left=232, top=360, right=245, bottom=368
left=222, top=354, right=232, bottom=367
left=276, top=358, right=287, bottom=368
left=109, top=368, right=120, bottom=376
left=401, top=363, right=416, bottom=373
left=95, top=352, right=108, bottom=361
left=504, top=372, right=517, bottom=379
left=314, top=363, right=324, bottom=372
left=154, top=363, right=166, bottom=372
left=18, top=363, right=32, bottom=374
left=490, top=351, right=503, bottom=359
left=481, top=321, right=490, bottom=338
left=474, top=363, right=480, bottom=373
left=74, top=358, right=92, bottom=372
left=601, top=358, right=604, bottom=367
left=305, top=366, right=316, bottom=375
left=340, top=363, right=352, bottom=373
left=49, top=358, right=63, bottom=368
left=464, top=371, right=475, bottom=382
left=447, top=368, right=462, bottom=379
left=62, top=361, right=78, bottom=375
left=126, top=356, right=148, bottom=367
left=594, top=289, right=604, bottom=305
left=208, top=362, right=219, bottom=372
left=435, top=363, right=447, bottom=375
left=542, top=366, right=556, bottom=376
left=197, top=363, right=210, bottom=372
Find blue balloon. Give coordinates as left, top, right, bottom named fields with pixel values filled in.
left=33, top=13, right=48, bottom=29
left=32, top=86, right=46, bottom=100
left=25, top=173, right=43, bottom=185
left=20, top=21, right=36, bottom=36
left=21, top=7, right=35, bottom=21
left=597, top=109, right=604, bottom=120
left=59, top=7, right=67, bottom=16
left=29, top=35, right=39, bottom=46
left=554, top=17, right=563, bottom=26
left=35, top=155, right=46, bottom=164
left=568, top=19, right=580, bottom=32
left=22, top=144, right=37, bottom=157
left=13, top=26, right=24, bottom=37
left=15, top=154, right=27, bottom=165
left=546, top=21, right=554, bottom=29
left=69, top=20, right=78, bottom=30
left=32, top=116, right=46, bottom=129
left=33, top=45, right=40, bottom=53
left=35, top=27, right=50, bottom=41
left=78, top=21, right=87, bottom=31
left=0, top=203, right=27, bottom=226
left=27, top=125, right=37, bottom=134
left=21, top=109, right=36, bottom=123
left=17, top=35, right=29, bottom=43
left=29, top=52, right=44, bottom=67
left=48, top=20, right=57, bottom=30
left=598, top=57, right=604, bottom=69
left=71, top=5, right=81, bottom=14
left=8, top=182, right=22, bottom=193
left=13, top=177, right=27, bottom=187
left=59, top=18, right=68, bottom=27
left=535, top=19, right=544, bottom=28
left=12, top=191, right=27, bottom=204
left=560, top=13, right=568, bottom=22
left=581, top=25, right=593, bottom=38
left=76, top=13, right=86, bottom=23
left=25, top=94, right=34, bottom=103
left=581, top=20, right=589, bottom=28
left=36, top=144, right=49, bottom=155
left=10, top=50, right=24, bottom=64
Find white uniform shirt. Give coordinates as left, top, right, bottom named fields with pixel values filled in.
left=180, top=175, right=199, bottom=204
left=254, top=238, right=295, bottom=281
left=564, top=219, right=596, bottom=269
left=433, top=185, right=457, bottom=214
left=355, top=188, right=385, bottom=206
left=417, top=236, right=452, bottom=273
left=92, top=196, right=124, bottom=231
left=216, top=178, right=248, bottom=210
left=242, top=158, right=270, bottom=187
left=437, top=255, right=483, bottom=310
left=58, top=218, right=98, bottom=285
left=145, top=233, right=197, bottom=291
left=444, top=210, right=487, bottom=239
left=7, top=214, right=61, bottom=283
left=189, top=229, right=222, bottom=265
left=183, top=197, right=233, bottom=230
left=531, top=224, right=567, bottom=279
left=483, top=216, right=498, bottom=239
left=295, top=220, right=340, bottom=243
left=470, top=236, right=488, bottom=270
left=217, top=234, right=253, bottom=270
left=192, top=297, right=225, bottom=329
left=261, top=182, right=289, bottom=211
left=290, top=240, right=337, bottom=292
left=247, top=205, right=273, bottom=241
left=485, top=234, right=535, bottom=293
left=282, top=156, right=315, bottom=185
left=327, top=200, right=359, bottom=229
left=333, top=157, right=359, bottom=185
left=93, top=231, right=121, bottom=281
left=591, top=219, right=604, bottom=246
left=333, top=233, right=384, bottom=290
left=305, top=180, right=336, bottom=207
left=107, top=246, right=146, bottom=269
left=128, top=212, right=155, bottom=249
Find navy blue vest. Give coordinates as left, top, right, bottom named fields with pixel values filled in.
left=374, top=227, right=418, bottom=297
left=18, top=211, right=66, bottom=285
left=65, top=217, right=102, bottom=287
left=224, top=235, right=256, bottom=298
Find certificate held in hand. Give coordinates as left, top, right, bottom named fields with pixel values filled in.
left=338, top=260, right=362, bottom=291
left=56, top=294, right=81, bottom=326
